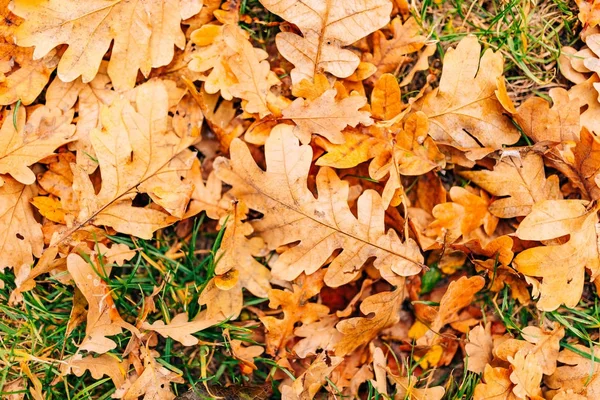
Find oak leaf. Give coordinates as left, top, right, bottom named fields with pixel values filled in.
left=62, top=354, right=126, bottom=389
left=515, top=88, right=580, bottom=143
left=364, top=17, right=426, bottom=78
left=283, top=88, right=373, bottom=144
left=141, top=312, right=220, bottom=346
left=465, top=323, right=493, bottom=374
left=184, top=158, right=228, bottom=220
left=0, top=105, right=76, bottom=186
left=260, top=271, right=330, bottom=355
left=545, top=345, right=600, bottom=398
left=45, top=69, right=117, bottom=173
left=280, top=352, right=343, bottom=400
left=293, top=315, right=342, bottom=358
left=414, top=35, right=520, bottom=149
left=214, top=124, right=424, bottom=288
left=459, top=153, right=562, bottom=218
left=508, top=351, right=544, bottom=400
left=198, top=201, right=270, bottom=320
left=473, top=365, right=517, bottom=400
left=335, top=289, right=404, bottom=356
left=55, top=80, right=197, bottom=242
left=0, top=176, right=43, bottom=275
left=66, top=253, right=136, bottom=354
left=494, top=323, right=564, bottom=375
left=10, top=0, right=202, bottom=90
left=259, top=0, right=392, bottom=83
left=115, top=347, right=184, bottom=400
left=388, top=373, right=445, bottom=400
left=514, top=200, right=600, bottom=310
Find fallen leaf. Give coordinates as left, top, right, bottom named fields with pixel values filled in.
left=508, top=351, right=544, bottom=399
left=465, top=323, right=493, bottom=374
left=280, top=352, right=343, bottom=400
left=459, top=153, right=562, bottom=218
left=545, top=345, right=600, bottom=398
left=388, top=372, right=445, bottom=400
left=473, top=365, right=517, bottom=400
left=141, top=312, right=219, bottom=346
left=11, top=0, right=203, bottom=89
left=283, top=88, right=373, bottom=144
left=62, top=354, right=126, bottom=388
left=365, top=17, right=426, bottom=78
left=514, top=200, right=600, bottom=310
left=414, top=35, right=520, bottom=149
left=0, top=105, right=76, bottom=185
left=259, top=0, right=392, bottom=83
left=214, top=124, right=424, bottom=288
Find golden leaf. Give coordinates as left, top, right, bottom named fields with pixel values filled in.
left=259, top=0, right=392, bottom=83
left=141, top=312, right=220, bottom=346
left=214, top=124, right=424, bottom=288
left=11, top=0, right=203, bottom=90
left=414, top=35, right=520, bottom=149
left=0, top=106, right=76, bottom=185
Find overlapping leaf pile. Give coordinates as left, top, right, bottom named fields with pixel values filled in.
left=2, top=0, right=600, bottom=398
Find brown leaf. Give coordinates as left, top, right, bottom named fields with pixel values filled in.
left=141, top=312, right=220, bottom=346
left=0, top=177, right=43, bottom=275
left=365, top=17, right=426, bottom=79
left=280, top=352, right=343, bottom=400
left=63, top=354, right=126, bottom=389
left=283, top=88, right=373, bottom=144
left=545, top=345, right=600, bottom=398
left=514, top=200, right=600, bottom=310
left=414, top=35, right=520, bottom=149
left=465, top=323, right=493, bottom=374
left=0, top=106, right=76, bottom=185
left=459, top=153, right=562, bottom=218
left=259, top=0, right=392, bottom=83
left=11, top=0, right=203, bottom=90
left=335, top=288, right=404, bottom=356
left=387, top=372, right=445, bottom=400
left=508, top=351, right=544, bottom=400
left=473, top=365, right=517, bottom=400
left=215, top=124, right=424, bottom=288
left=260, top=271, right=329, bottom=355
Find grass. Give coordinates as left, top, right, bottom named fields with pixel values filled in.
left=0, top=216, right=273, bottom=399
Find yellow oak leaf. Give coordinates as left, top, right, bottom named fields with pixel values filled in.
left=414, top=35, right=520, bottom=149
left=141, top=311, right=220, bottom=346
left=365, top=17, right=426, bottom=79
left=54, top=80, right=197, bottom=242
left=473, top=365, right=517, bottom=400
left=335, top=289, right=404, bottom=356
left=283, top=88, right=373, bottom=144
left=10, top=0, right=203, bottom=90
left=214, top=124, right=424, bottom=288
left=0, top=105, right=76, bottom=186
left=66, top=253, right=137, bottom=354
left=260, top=271, right=330, bottom=356
left=184, top=158, right=228, bottom=220
left=459, top=153, right=562, bottom=218
left=198, top=201, right=270, bottom=320
left=513, top=200, right=600, bottom=311
left=371, top=73, right=404, bottom=121
left=508, top=351, right=544, bottom=400
left=259, top=0, right=392, bottom=83
left=30, top=196, right=65, bottom=224
left=0, top=176, right=43, bottom=275
left=293, top=315, right=343, bottom=358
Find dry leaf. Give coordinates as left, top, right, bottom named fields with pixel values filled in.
left=508, top=351, right=544, bottom=399
left=336, top=289, right=405, bottom=356
left=0, top=106, right=76, bottom=185
left=141, top=312, right=220, bottom=346
left=260, top=271, right=329, bottom=355
left=63, top=354, right=126, bottom=388
left=280, top=352, right=343, bottom=400
left=365, top=17, right=426, bottom=78
left=283, top=88, right=373, bottom=144
left=414, top=35, right=520, bottom=149
left=473, top=365, right=517, bottom=400
left=11, top=0, right=202, bottom=89
left=465, top=323, right=493, bottom=374
left=545, top=345, right=600, bottom=398
left=460, top=153, right=561, bottom=218
left=514, top=200, right=600, bottom=310
left=388, top=372, right=445, bottom=400
left=0, top=176, right=43, bottom=276
left=215, top=124, right=424, bottom=288
left=259, top=0, right=392, bottom=83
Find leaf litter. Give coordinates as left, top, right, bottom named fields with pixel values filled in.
left=1, top=0, right=600, bottom=399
